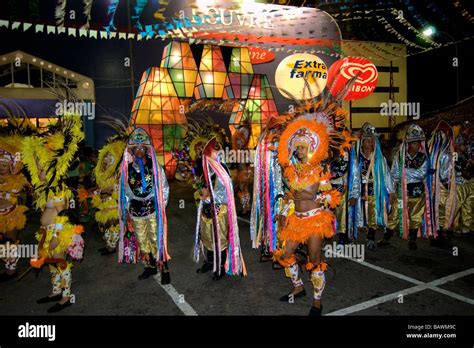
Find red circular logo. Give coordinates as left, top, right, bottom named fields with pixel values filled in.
left=327, top=57, right=378, bottom=100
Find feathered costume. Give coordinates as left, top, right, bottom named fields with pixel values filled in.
left=0, top=133, right=29, bottom=279
left=273, top=100, right=351, bottom=309
left=118, top=127, right=170, bottom=282
left=22, top=115, right=85, bottom=307
left=21, top=115, right=84, bottom=212
left=92, top=139, right=126, bottom=251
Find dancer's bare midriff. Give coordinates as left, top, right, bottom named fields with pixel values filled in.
left=293, top=182, right=323, bottom=212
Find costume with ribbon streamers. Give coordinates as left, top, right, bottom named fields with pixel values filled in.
left=194, top=138, right=247, bottom=278
left=250, top=118, right=286, bottom=258
left=21, top=115, right=84, bottom=312
left=0, top=134, right=29, bottom=281
left=274, top=101, right=351, bottom=315
left=330, top=148, right=360, bottom=244
left=354, top=123, right=394, bottom=250
left=233, top=124, right=253, bottom=215
left=427, top=121, right=457, bottom=238
left=451, top=124, right=473, bottom=233
left=388, top=124, right=433, bottom=248
left=92, top=139, right=126, bottom=253
left=118, top=128, right=170, bottom=283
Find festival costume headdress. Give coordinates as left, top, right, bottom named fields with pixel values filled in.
left=404, top=124, right=425, bottom=143
left=94, top=115, right=130, bottom=189
left=361, top=122, right=378, bottom=138
left=277, top=100, right=351, bottom=191
left=21, top=115, right=84, bottom=210
left=118, top=127, right=169, bottom=264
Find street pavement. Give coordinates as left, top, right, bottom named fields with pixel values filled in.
left=1, top=181, right=473, bottom=316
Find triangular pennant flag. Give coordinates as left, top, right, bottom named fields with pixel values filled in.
left=100, top=31, right=108, bottom=39
left=12, top=22, right=21, bottom=30
left=89, top=30, right=97, bottom=39
left=110, top=32, right=117, bottom=39
left=68, top=28, right=76, bottom=37
left=0, top=20, right=9, bottom=29
left=47, top=25, right=56, bottom=34
left=137, top=34, right=143, bottom=41
left=189, top=37, right=195, bottom=44
left=35, top=24, right=44, bottom=32
left=79, top=29, right=88, bottom=37
left=119, top=32, right=126, bottom=39
left=127, top=33, right=135, bottom=40
left=23, top=23, right=32, bottom=31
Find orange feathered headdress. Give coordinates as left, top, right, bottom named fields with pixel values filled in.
left=278, top=119, right=330, bottom=168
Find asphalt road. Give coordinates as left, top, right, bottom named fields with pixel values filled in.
left=1, top=181, right=473, bottom=316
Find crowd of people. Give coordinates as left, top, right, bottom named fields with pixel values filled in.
left=0, top=104, right=472, bottom=316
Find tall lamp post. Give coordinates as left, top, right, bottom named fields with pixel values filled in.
left=423, top=26, right=460, bottom=103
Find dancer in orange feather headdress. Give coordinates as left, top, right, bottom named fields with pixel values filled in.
left=273, top=100, right=351, bottom=316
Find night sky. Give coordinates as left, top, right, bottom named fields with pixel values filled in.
left=0, top=1, right=472, bottom=147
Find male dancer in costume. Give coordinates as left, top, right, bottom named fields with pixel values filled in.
left=386, top=124, right=432, bottom=249
left=451, top=123, right=473, bottom=233
left=274, top=105, right=350, bottom=316
left=351, top=123, right=394, bottom=251
left=193, top=137, right=247, bottom=280
left=22, top=115, right=85, bottom=312
left=0, top=134, right=29, bottom=281
left=330, top=145, right=360, bottom=246
left=92, top=138, right=126, bottom=255
left=233, top=122, right=253, bottom=216
left=427, top=121, right=456, bottom=246
left=250, top=117, right=286, bottom=263
left=118, top=128, right=170, bottom=284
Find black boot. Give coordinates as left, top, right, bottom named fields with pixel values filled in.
left=212, top=250, right=226, bottom=281
left=197, top=250, right=214, bottom=274
left=279, top=288, right=306, bottom=302
left=408, top=229, right=418, bottom=250
left=47, top=299, right=73, bottom=313
left=0, top=271, right=18, bottom=282
left=138, top=267, right=157, bottom=280
left=161, top=261, right=171, bottom=285
left=367, top=228, right=377, bottom=251
left=377, top=228, right=394, bottom=247
left=309, top=305, right=323, bottom=316
left=430, top=230, right=450, bottom=249
left=338, top=233, right=349, bottom=245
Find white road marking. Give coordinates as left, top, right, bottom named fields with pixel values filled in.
left=204, top=214, right=474, bottom=313
left=153, top=273, right=198, bottom=316
left=325, top=284, right=426, bottom=316
left=326, top=268, right=474, bottom=315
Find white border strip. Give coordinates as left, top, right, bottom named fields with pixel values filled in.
left=154, top=273, right=198, bottom=316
